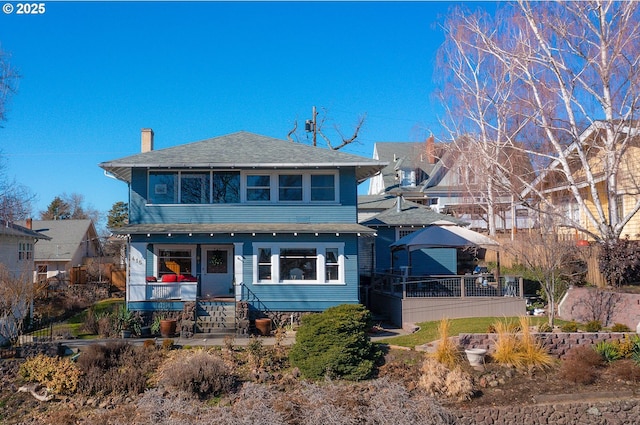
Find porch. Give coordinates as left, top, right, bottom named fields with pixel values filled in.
left=367, top=273, right=526, bottom=327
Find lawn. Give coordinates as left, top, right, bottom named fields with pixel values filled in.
left=376, top=316, right=563, bottom=348
left=59, top=298, right=124, bottom=339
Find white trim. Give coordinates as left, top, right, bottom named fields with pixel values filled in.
left=252, top=242, right=345, bottom=285
left=153, top=244, right=196, bottom=277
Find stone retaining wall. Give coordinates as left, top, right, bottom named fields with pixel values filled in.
left=455, top=398, right=640, bottom=425
left=458, top=332, right=633, bottom=357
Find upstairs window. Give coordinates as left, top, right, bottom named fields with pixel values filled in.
left=149, top=172, right=177, bottom=204
left=311, top=174, right=336, bottom=201
left=181, top=172, right=209, bottom=204
left=279, top=174, right=303, bottom=201
left=246, top=175, right=271, bottom=201
left=18, top=242, right=33, bottom=261
left=213, top=171, right=240, bottom=203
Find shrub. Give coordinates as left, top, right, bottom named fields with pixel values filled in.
left=610, top=359, right=640, bottom=382
left=614, top=334, right=640, bottom=358
left=594, top=340, right=622, bottom=363
left=19, top=354, right=79, bottom=395
left=160, top=350, right=236, bottom=399
left=537, top=323, right=553, bottom=333
left=560, top=321, right=579, bottom=332
left=432, top=318, right=461, bottom=368
left=288, top=304, right=382, bottom=381
left=76, top=341, right=163, bottom=396
left=585, top=320, right=602, bottom=332
left=611, top=323, right=632, bottom=332
left=559, top=345, right=602, bottom=384
left=418, top=358, right=474, bottom=401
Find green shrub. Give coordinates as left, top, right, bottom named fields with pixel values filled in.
left=19, top=354, right=79, bottom=395
left=560, top=321, right=578, bottom=332
left=288, top=304, right=382, bottom=381
left=611, top=323, right=632, bottom=332
left=594, top=340, right=622, bottom=363
left=537, top=323, right=553, bottom=333
left=585, top=320, right=602, bottom=332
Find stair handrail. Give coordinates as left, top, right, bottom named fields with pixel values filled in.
left=238, top=282, right=280, bottom=327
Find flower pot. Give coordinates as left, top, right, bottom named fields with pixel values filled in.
left=160, top=319, right=177, bottom=338
left=465, top=348, right=487, bottom=367
left=121, top=329, right=132, bottom=339
left=255, top=318, right=272, bottom=336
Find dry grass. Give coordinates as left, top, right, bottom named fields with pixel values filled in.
left=491, top=316, right=554, bottom=371
left=419, top=358, right=474, bottom=402
left=432, top=318, right=462, bottom=368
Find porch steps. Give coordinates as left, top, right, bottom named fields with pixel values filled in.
left=195, top=300, right=236, bottom=335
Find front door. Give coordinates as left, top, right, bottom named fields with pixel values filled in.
left=200, top=245, right=234, bottom=298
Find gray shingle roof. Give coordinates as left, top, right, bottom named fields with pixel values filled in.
left=112, top=222, right=375, bottom=235
left=0, top=220, right=51, bottom=240
left=16, top=219, right=97, bottom=261
left=361, top=199, right=465, bottom=227
left=373, top=142, right=443, bottom=192
left=100, top=131, right=387, bottom=183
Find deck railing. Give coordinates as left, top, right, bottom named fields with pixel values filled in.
left=371, top=273, right=523, bottom=299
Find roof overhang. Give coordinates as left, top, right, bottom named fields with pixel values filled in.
left=101, top=162, right=386, bottom=184
left=113, top=222, right=377, bottom=236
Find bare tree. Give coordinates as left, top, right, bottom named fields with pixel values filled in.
left=437, top=1, right=640, bottom=244
left=0, top=46, right=19, bottom=125
left=287, top=107, right=366, bottom=151
left=0, top=264, right=36, bottom=344
left=503, top=223, right=586, bottom=326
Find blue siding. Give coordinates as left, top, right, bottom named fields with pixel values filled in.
left=131, top=232, right=361, bottom=312
left=129, top=168, right=359, bottom=225
left=374, top=227, right=396, bottom=272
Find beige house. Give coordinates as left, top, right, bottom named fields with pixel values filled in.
left=17, top=219, right=101, bottom=284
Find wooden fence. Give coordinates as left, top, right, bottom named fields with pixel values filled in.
left=484, top=235, right=606, bottom=287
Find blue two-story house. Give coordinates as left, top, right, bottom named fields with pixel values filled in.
left=99, top=130, right=386, bottom=334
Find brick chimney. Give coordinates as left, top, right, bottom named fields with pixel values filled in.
left=426, top=134, right=435, bottom=164
left=141, top=128, right=154, bottom=153
left=26, top=218, right=32, bottom=229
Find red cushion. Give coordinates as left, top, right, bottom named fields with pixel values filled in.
left=146, top=276, right=157, bottom=282
left=161, top=274, right=178, bottom=282
left=180, top=274, right=197, bottom=282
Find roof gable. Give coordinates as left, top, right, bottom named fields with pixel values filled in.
left=17, top=219, right=98, bottom=261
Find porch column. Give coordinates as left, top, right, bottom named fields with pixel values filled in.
left=128, top=242, right=148, bottom=303
left=233, top=242, right=244, bottom=302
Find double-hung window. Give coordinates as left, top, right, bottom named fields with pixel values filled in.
left=18, top=242, right=33, bottom=261
left=246, top=175, right=271, bottom=201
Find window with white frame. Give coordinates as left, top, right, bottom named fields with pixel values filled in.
left=156, top=246, right=195, bottom=278
left=253, top=243, right=344, bottom=284
left=246, top=175, right=271, bottom=201
left=147, top=169, right=337, bottom=204
left=18, top=242, right=33, bottom=260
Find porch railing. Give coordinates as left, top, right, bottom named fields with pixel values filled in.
left=371, top=273, right=523, bottom=299
left=128, top=281, right=199, bottom=302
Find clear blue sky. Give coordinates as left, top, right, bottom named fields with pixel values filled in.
left=0, top=1, right=491, bottom=228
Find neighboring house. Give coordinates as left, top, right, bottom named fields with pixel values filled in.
left=99, top=130, right=386, bottom=328
left=17, top=219, right=101, bottom=284
left=358, top=194, right=464, bottom=277
left=529, top=121, right=640, bottom=241
left=368, top=137, right=534, bottom=232
left=0, top=219, right=51, bottom=279
left=0, top=219, right=50, bottom=345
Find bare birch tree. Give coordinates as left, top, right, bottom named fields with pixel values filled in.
left=437, top=1, right=640, bottom=244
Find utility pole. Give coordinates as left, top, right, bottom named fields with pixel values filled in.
left=305, top=106, right=317, bottom=147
